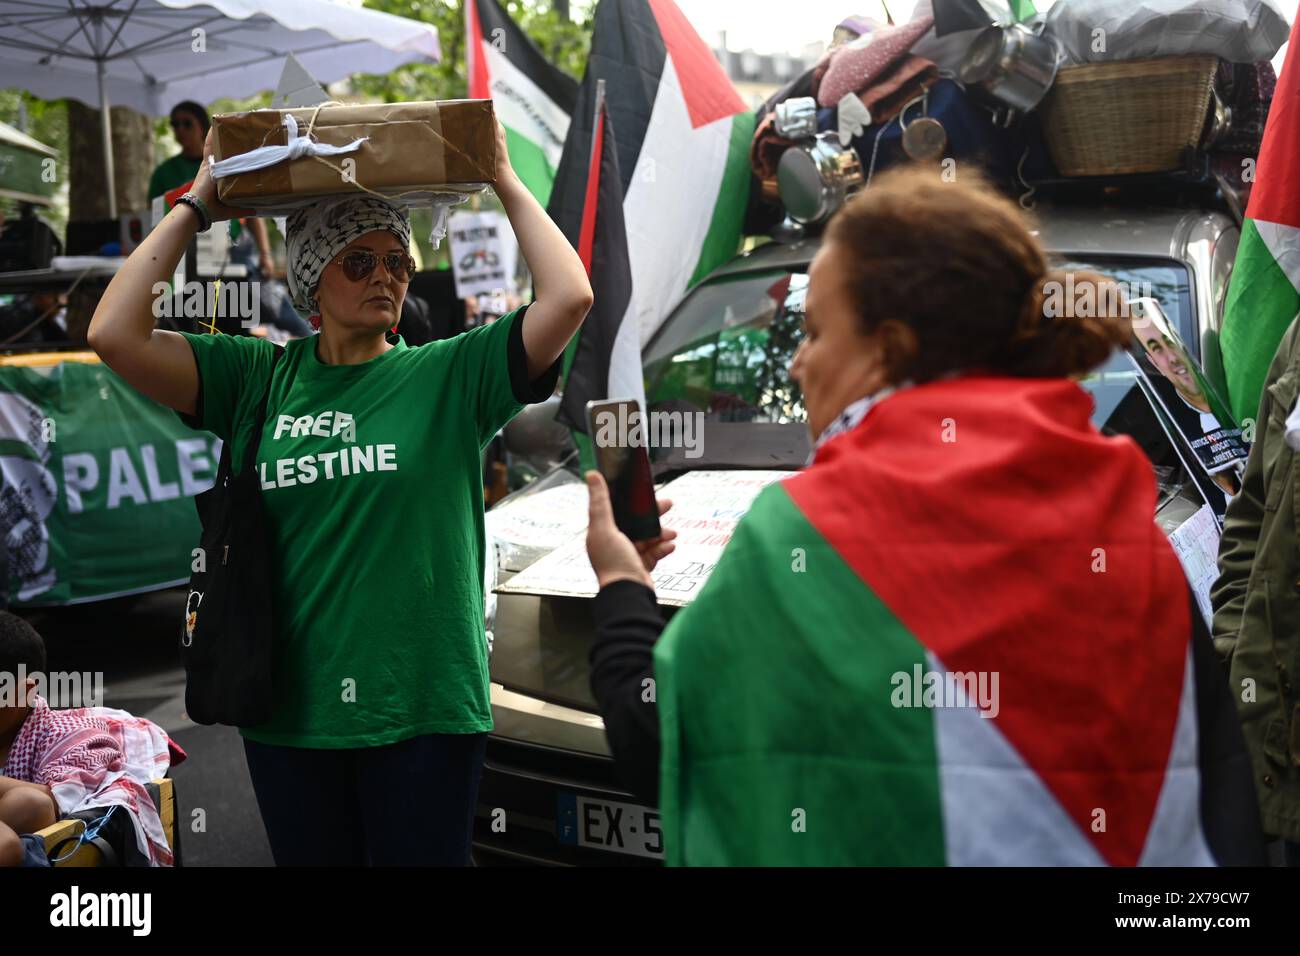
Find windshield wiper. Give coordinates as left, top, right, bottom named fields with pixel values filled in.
left=652, top=421, right=811, bottom=476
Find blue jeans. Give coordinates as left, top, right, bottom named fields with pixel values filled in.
left=242, top=732, right=488, bottom=866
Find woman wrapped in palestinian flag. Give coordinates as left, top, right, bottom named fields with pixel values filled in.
left=584, top=166, right=1265, bottom=867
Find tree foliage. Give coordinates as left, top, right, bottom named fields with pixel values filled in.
left=354, top=0, right=592, bottom=105
left=0, top=90, right=71, bottom=236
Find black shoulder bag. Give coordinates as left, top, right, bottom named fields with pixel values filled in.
left=181, top=346, right=285, bottom=727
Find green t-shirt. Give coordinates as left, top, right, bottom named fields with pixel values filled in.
left=148, top=153, right=241, bottom=241
left=178, top=307, right=557, bottom=747
left=148, top=154, right=201, bottom=201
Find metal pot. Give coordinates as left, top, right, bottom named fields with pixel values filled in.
left=1203, top=89, right=1234, bottom=147
left=959, top=22, right=1060, bottom=114
left=776, top=132, right=864, bottom=225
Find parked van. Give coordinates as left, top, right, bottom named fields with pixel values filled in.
left=473, top=200, right=1240, bottom=865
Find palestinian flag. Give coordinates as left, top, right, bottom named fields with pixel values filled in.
left=557, top=90, right=642, bottom=439
left=1220, top=15, right=1300, bottom=425
left=549, top=0, right=755, bottom=426
left=465, top=0, right=578, bottom=206
left=653, top=377, right=1265, bottom=865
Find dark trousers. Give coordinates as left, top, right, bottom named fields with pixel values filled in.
left=242, top=732, right=487, bottom=866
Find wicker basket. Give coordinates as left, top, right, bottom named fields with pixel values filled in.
left=1041, top=56, right=1217, bottom=177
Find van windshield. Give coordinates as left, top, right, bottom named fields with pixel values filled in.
left=642, top=256, right=1198, bottom=494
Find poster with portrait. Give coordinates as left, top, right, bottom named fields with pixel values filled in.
left=1138, top=381, right=1233, bottom=528
left=1125, top=297, right=1247, bottom=514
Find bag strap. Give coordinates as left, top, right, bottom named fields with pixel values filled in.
left=48, top=833, right=119, bottom=868
left=240, top=345, right=286, bottom=477
left=48, top=807, right=123, bottom=866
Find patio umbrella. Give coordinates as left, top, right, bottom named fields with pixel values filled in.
left=0, top=0, right=442, bottom=217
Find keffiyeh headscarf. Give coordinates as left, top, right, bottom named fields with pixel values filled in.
left=285, top=196, right=412, bottom=323
left=3, top=694, right=185, bottom=866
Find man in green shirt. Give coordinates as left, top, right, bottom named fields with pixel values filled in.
left=146, top=98, right=203, bottom=203
left=148, top=102, right=241, bottom=244
left=88, top=119, right=593, bottom=865
left=150, top=102, right=312, bottom=336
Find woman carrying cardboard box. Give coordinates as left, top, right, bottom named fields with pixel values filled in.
left=87, top=120, right=593, bottom=866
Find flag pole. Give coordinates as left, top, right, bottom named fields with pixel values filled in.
left=560, top=78, right=608, bottom=468
left=576, top=78, right=607, bottom=273
left=588, top=78, right=607, bottom=173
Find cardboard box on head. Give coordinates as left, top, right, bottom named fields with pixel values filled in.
left=208, top=100, right=498, bottom=208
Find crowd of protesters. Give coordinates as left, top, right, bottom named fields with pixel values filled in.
left=8, top=91, right=1300, bottom=867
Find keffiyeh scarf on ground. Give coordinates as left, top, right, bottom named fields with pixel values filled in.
left=285, top=196, right=413, bottom=319
left=2, top=695, right=183, bottom=866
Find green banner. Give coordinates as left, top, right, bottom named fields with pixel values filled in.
left=0, top=132, right=57, bottom=204
left=0, top=360, right=219, bottom=606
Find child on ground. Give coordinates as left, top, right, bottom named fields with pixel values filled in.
left=0, top=612, right=184, bottom=866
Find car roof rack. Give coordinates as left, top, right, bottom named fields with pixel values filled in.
left=1023, top=148, right=1230, bottom=214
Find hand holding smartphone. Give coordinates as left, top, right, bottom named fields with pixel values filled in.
left=586, top=398, right=662, bottom=541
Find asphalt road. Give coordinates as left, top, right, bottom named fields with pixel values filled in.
left=23, top=588, right=274, bottom=867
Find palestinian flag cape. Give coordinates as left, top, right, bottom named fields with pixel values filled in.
left=653, top=376, right=1265, bottom=866
left=465, top=0, right=577, bottom=206
left=549, top=0, right=755, bottom=432
left=1220, top=14, right=1300, bottom=425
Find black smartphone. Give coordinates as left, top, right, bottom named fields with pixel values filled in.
left=586, top=398, right=662, bottom=541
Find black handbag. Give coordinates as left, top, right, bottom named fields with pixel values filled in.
left=181, top=346, right=284, bottom=727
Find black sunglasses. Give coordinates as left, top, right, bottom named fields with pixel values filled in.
left=331, top=250, right=416, bottom=283
left=170, top=116, right=196, bottom=130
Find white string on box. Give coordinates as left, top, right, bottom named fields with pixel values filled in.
left=208, top=111, right=369, bottom=180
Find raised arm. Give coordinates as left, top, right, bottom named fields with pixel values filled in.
left=491, top=121, right=594, bottom=380
left=88, top=129, right=251, bottom=415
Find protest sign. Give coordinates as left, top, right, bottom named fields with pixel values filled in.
left=496, top=470, right=788, bottom=606
left=448, top=210, right=517, bottom=299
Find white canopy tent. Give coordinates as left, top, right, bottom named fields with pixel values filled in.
left=0, top=0, right=442, bottom=216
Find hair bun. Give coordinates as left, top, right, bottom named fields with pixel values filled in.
left=821, top=166, right=1134, bottom=384
left=1003, top=270, right=1132, bottom=378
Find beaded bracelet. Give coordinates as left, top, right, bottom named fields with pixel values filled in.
left=175, top=192, right=211, bottom=233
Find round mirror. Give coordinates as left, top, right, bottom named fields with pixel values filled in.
left=777, top=147, right=830, bottom=224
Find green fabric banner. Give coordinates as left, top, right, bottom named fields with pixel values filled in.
left=0, top=140, right=56, bottom=204
left=0, top=360, right=219, bottom=606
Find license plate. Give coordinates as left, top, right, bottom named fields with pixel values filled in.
left=557, top=793, right=663, bottom=859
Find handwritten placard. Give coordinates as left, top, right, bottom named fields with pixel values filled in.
left=1167, top=503, right=1221, bottom=629
left=496, top=470, right=790, bottom=606
left=486, top=479, right=591, bottom=571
